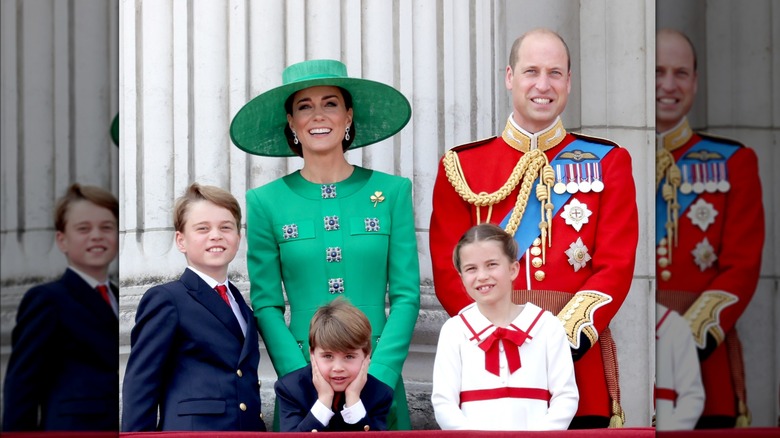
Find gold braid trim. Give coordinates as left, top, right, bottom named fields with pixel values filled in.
left=656, top=148, right=681, bottom=260
left=683, top=290, right=738, bottom=348
left=556, top=291, right=613, bottom=349
left=609, top=399, right=626, bottom=428
left=443, top=148, right=552, bottom=241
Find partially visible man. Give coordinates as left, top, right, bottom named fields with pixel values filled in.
left=430, top=28, right=639, bottom=428
left=655, top=28, right=765, bottom=429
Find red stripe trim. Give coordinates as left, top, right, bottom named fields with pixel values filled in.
left=459, top=313, right=479, bottom=340
left=655, top=308, right=672, bottom=340
left=655, top=387, right=678, bottom=403
left=459, top=387, right=551, bottom=407
left=459, top=313, right=493, bottom=342
left=656, top=308, right=672, bottom=332
left=525, top=308, right=545, bottom=335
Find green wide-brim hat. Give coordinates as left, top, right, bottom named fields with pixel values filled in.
left=230, top=59, right=411, bottom=157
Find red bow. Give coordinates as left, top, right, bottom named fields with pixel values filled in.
left=478, top=327, right=529, bottom=376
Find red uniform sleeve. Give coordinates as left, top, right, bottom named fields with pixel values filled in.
left=702, top=146, right=764, bottom=334
left=575, top=146, right=639, bottom=336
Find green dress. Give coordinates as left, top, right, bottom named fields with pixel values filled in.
left=246, top=166, right=420, bottom=429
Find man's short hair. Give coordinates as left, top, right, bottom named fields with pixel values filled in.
left=658, top=28, right=698, bottom=71
left=508, top=28, right=571, bottom=72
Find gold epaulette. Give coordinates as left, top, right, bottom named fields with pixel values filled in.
left=556, top=291, right=613, bottom=349
left=683, top=290, right=738, bottom=349
left=570, top=131, right=621, bottom=148
left=697, top=131, right=746, bottom=148
left=446, top=136, right=498, bottom=154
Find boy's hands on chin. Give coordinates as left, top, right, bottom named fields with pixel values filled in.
left=345, top=356, right=370, bottom=408
left=311, top=354, right=334, bottom=408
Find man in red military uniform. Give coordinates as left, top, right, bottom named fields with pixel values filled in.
left=429, top=28, right=639, bottom=429
left=655, top=28, right=764, bottom=429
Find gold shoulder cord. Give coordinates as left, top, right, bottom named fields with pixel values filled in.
left=656, top=148, right=681, bottom=263
left=443, top=148, right=555, bottom=259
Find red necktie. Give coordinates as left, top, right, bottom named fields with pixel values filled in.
left=332, top=392, right=343, bottom=412
left=478, top=327, right=530, bottom=376
left=96, top=284, right=112, bottom=307
left=215, top=284, right=231, bottom=307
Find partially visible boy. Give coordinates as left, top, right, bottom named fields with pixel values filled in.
left=275, top=298, right=393, bottom=432
left=121, top=183, right=266, bottom=431
left=3, top=183, right=119, bottom=431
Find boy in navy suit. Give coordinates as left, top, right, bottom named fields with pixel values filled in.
left=275, top=298, right=393, bottom=432
left=121, top=183, right=266, bottom=431
left=3, top=183, right=119, bottom=431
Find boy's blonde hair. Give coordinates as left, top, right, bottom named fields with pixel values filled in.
left=173, top=183, right=241, bottom=233
left=54, top=183, right=119, bottom=232
left=309, top=298, right=372, bottom=356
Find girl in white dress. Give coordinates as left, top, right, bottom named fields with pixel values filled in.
left=431, top=223, right=578, bottom=430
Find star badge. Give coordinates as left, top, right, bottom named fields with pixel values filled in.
left=686, top=198, right=718, bottom=232
left=692, top=237, right=717, bottom=271
left=565, top=237, right=591, bottom=272
left=560, top=198, right=592, bottom=232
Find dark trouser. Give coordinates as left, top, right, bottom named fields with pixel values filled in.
left=568, top=415, right=610, bottom=429
left=696, top=415, right=736, bottom=429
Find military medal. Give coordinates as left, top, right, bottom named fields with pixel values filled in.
left=686, top=198, right=718, bottom=232
left=553, top=164, right=567, bottom=194
left=578, top=163, right=591, bottom=193
left=679, top=164, right=693, bottom=194
left=565, top=164, right=578, bottom=194
left=565, top=237, right=591, bottom=272
left=692, top=237, right=717, bottom=271
left=716, top=161, right=730, bottom=193
left=590, top=162, right=604, bottom=192
left=561, top=198, right=592, bottom=232
left=692, top=164, right=705, bottom=194
left=704, top=163, right=718, bottom=193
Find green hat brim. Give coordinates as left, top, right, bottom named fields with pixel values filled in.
left=230, top=76, right=411, bottom=157
left=111, top=113, right=119, bottom=147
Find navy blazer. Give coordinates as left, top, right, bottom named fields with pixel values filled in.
left=275, top=364, right=393, bottom=432
left=121, top=268, right=266, bottom=432
left=2, top=268, right=119, bottom=431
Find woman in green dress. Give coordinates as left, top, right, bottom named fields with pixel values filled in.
left=230, top=59, right=420, bottom=430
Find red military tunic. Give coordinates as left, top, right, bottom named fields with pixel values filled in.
left=430, top=116, right=639, bottom=420
left=655, top=118, right=764, bottom=421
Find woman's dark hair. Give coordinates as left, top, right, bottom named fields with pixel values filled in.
left=283, top=86, right=356, bottom=157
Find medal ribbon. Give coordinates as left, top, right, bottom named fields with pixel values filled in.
left=655, top=139, right=739, bottom=245
left=499, top=139, right=615, bottom=256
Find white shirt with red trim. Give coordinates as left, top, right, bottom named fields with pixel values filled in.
left=655, top=303, right=704, bottom=430
left=432, top=302, right=578, bottom=430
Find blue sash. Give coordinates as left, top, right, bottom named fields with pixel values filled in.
left=655, top=139, right=738, bottom=245
left=499, top=139, right=615, bottom=258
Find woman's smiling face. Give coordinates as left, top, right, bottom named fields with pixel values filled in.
left=287, top=86, right=353, bottom=158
